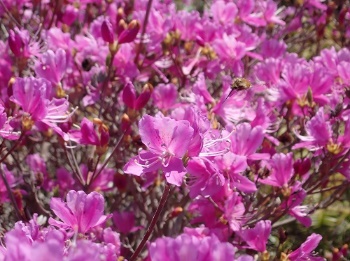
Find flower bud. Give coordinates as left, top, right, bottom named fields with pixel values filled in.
left=135, top=83, right=153, bottom=110
left=101, top=19, right=114, bottom=44
left=121, top=113, right=131, bottom=133
left=117, top=20, right=140, bottom=44
left=168, top=207, right=183, bottom=219
left=8, top=29, right=25, bottom=57
left=122, top=82, right=137, bottom=109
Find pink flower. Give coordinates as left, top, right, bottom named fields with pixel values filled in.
left=10, top=77, right=75, bottom=137
left=122, top=82, right=152, bottom=110
left=213, top=33, right=246, bottom=72
left=288, top=233, right=323, bottom=261
left=101, top=19, right=114, bottom=44
left=49, top=190, right=109, bottom=233
left=216, top=152, right=257, bottom=193
left=148, top=233, right=236, bottom=261
left=0, top=165, right=16, bottom=203
left=34, top=48, right=67, bottom=86
left=230, top=123, right=270, bottom=161
left=69, top=118, right=109, bottom=152
left=281, top=182, right=312, bottom=227
left=259, top=153, right=294, bottom=188
left=112, top=211, right=142, bottom=234
left=239, top=220, right=271, bottom=252
left=260, top=39, right=286, bottom=59
left=293, top=108, right=332, bottom=151
left=124, top=115, right=194, bottom=186
left=224, top=192, right=246, bottom=231
left=186, top=158, right=225, bottom=198
left=210, top=1, right=238, bottom=25
left=8, top=28, right=41, bottom=58
left=235, top=0, right=266, bottom=27
left=152, top=83, right=177, bottom=110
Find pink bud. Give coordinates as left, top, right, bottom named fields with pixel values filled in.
left=117, top=20, right=140, bottom=44
left=99, top=125, right=109, bottom=148
left=101, top=19, right=114, bottom=44
left=122, top=82, right=137, bottom=109
left=8, top=30, right=24, bottom=57
left=135, top=83, right=153, bottom=110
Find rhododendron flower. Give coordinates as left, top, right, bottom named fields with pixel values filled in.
left=288, top=233, right=323, bottom=261
left=10, top=77, right=75, bottom=137
left=210, top=0, right=238, bottom=25
left=124, top=115, right=194, bottom=186
left=3, top=227, right=65, bottom=261
left=224, top=192, right=246, bottom=231
left=122, top=82, right=152, bottom=110
left=148, top=233, right=236, bottom=261
left=49, top=190, right=109, bottom=233
left=112, top=211, right=142, bottom=234
left=186, top=158, right=224, bottom=198
left=8, top=28, right=41, bottom=58
left=0, top=165, right=16, bottom=203
left=293, top=108, right=332, bottom=151
left=230, top=123, right=270, bottom=161
left=259, top=153, right=294, bottom=188
left=0, top=105, right=19, bottom=140
left=152, top=83, right=177, bottom=110
left=34, top=48, right=67, bottom=86
left=279, top=182, right=312, bottom=227
left=216, top=152, right=257, bottom=193
left=239, top=220, right=271, bottom=252
left=69, top=117, right=109, bottom=153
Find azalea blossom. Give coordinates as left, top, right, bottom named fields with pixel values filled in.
left=49, top=190, right=109, bottom=233
left=124, top=114, right=194, bottom=186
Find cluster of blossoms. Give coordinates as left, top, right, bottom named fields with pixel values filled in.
left=0, top=0, right=350, bottom=260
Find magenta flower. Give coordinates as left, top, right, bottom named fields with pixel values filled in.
left=152, top=83, right=177, bottom=110
left=288, top=233, right=323, bottom=261
left=10, top=77, right=75, bottom=136
left=213, top=33, right=246, bottom=72
left=230, top=123, right=270, bottom=161
left=34, top=48, right=67, bottom=86
left=235, top=0, right=266, bottom=27
left=8, top=28, right=41, bottom=58
left=148, top=233, right=236, bottom=261
left=122, top=82, right=152, bottom=110
left=101, top=19, right=114, bottom=44
left=259, top=153, right=294, bottom=188
left=224, top=192, right=246, bottom=231
left=210, top=0, right=238, bottom=25
left=0, top=105, right=19, bottom=140
left=216, top=152, right=257, bottom=193
left=239, top=220, right=271, bottom=252
left=260, top=39, right=286, bottom=59
left=279, top=182, right=312, bottom=227
left=49, top=190, right=109, bottom=233
left=293, top=108, right=332, bottom=151
left=112, top=211, right=142, bottom=234
left=123, top=115, right=194, bottom=186
left=69, top=118, right=109, bottom=152
left=186, top=158, right=225, bottom=198
left=0, top=165, right=16, bottom=203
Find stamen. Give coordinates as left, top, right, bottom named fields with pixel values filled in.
left=199, top=148, right=230, bottom=157
left=134, top=157, right=160, bottom=168
left=138, top=150, right=160, bottom=162
left=162, top=155, right=172, bottom=167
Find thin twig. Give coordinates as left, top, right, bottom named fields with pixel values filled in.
left=129, top=183, right=171, bottom=261
left=134, top=0, right=153, bottom=66
left=0, top=167, right=22, bottom=221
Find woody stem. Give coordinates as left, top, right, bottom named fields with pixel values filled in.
left=129, top=183, right=171, bottom=261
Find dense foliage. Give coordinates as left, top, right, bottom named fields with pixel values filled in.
left=0, top=0, right=350, bottom=260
